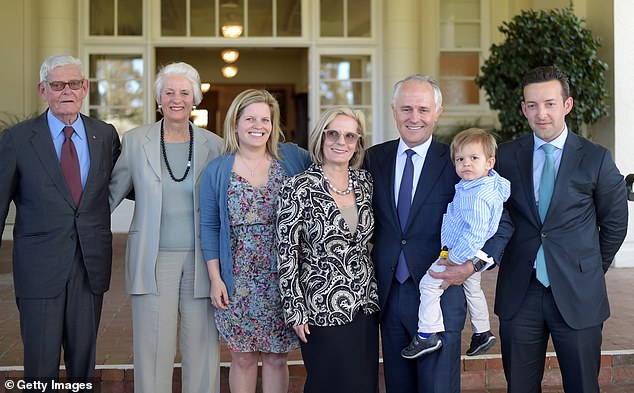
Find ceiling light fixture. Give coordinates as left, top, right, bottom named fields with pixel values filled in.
left=221, top=24, right=243, bottom=38
left=221, top=65, right=238, bottom=79
left=221, top=49, right=240, bottom=63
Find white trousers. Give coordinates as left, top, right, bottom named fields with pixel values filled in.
left=131, top=250, right=220, bottom=393
left=417, top=258, right=491, bottom=334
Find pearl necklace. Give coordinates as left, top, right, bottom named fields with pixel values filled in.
left=160, top=119, right=193, bottom=182
left=321, top=166, right=353, bottom=196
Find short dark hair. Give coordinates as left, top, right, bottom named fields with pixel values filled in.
left=521, top=65, right=570, bottom=99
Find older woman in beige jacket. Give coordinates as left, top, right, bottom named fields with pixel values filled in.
left=109, top=62, right=223, bottom=393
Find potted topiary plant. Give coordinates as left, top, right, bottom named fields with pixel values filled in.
left=475, top=5, right=608, bottom=142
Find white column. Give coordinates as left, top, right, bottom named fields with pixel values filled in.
left=613, top=0, right=634, bottom=267
left=37, top=0, right=78, bottom=112
left=39, top=0, right=77, bottom=58
left=381, top=0, right=421, bottom=142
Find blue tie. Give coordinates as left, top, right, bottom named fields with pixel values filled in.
left=395, top=149, right=415, bottom=283
left=536, top=143, right=555, bottom=287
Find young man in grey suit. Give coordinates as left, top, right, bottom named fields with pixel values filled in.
left=489, top=65, right=628, bottom=391
left=0, top=55, right=121, bottom=384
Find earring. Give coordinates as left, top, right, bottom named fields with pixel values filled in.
left=192, top=105, right=197, bottom=109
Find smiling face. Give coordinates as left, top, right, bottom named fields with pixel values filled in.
left=392, top=80, right=443, bottom=148
left=453, top=141, right=495, bottom=181
left=236, top=102, right=272, bottom=150
left=322, top=114, right=360, bottom=167
left=159, top=75, right=195, bottom=124
left=522, top=80, right=573, bottom=142
left=38, top=64, right=88, bottom=124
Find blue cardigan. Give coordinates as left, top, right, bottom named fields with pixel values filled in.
left=199, top=143, right=310, bottom=295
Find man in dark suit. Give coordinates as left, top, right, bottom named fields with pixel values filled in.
left=0, top=55, right=121, bottom=384
left=365, top=74, right=503, bottom=392
left=490, top=65, right=628, bottom=391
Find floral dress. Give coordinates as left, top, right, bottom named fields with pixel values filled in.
left=215, top=160, right=298, bottom=353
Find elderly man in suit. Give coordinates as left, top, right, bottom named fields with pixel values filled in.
left=364, top=74, right=507, bottom=393
left=0, top=55, right=121, bottom=382
left=489, top=65, right=627, bottom=392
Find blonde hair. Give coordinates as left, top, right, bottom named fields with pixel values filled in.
left=450, top=128, right=497, bottom=162
left=222, top=89, right=284, bottom=160
left=308, top=106, right=367, bottom=169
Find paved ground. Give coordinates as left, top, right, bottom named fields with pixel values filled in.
left=2, top=234, right=634, bottom=392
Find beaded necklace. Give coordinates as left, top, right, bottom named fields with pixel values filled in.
left=321, top=165, right=353, bottom=196
left=160, top=119, right=193, bottom=182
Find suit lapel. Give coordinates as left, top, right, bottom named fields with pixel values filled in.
left=82, top=115, right=104, bottom=205
left=144, top=122, right=162, bottom=180
left=193, top=127, right=210, bottom=184
left=29, top=113, right=75, bottom=206
left=378, top=141, right=399, bottom=229
left=515, top=136, right=540, bottom=223
left=545, top=132, right=583, bottom=222
left=408, top=140, right=447, bottom=230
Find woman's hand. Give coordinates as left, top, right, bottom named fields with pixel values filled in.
left=207, top=259, right=229, bottom=309
left=210, top=277, right=230, bottom=310
left=293, top=324, right=310, bottom=343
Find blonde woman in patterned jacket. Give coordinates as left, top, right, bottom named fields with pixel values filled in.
left=276, top=106, right=380, bottom=393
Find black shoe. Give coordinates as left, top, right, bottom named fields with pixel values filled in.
left=466, top=331, right=496, bottom=356
left=401, top=333, right=443, bottom=359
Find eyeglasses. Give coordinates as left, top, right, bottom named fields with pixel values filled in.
left=323, top=129, right=361, bottom=144
left=46, top=80, right=84, bottom=91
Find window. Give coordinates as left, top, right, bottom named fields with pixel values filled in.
left=319, top=54, right=374, bottom=143
left=160, top=0, right=302, bottom=37
left=438, top=0, right=485, bottom=109
left=89, top=0, right=143, bottom=36
left=320, top=0, right=371, bottom=37
left=88, top=54, right=145, bottom=134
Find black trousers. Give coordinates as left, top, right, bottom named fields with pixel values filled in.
left=500, top=275, right=602, bottom=393
left=17, top=244, right=103, bottom=383
left=300, top=311, right=379, bottom=393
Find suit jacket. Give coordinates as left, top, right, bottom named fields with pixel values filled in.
left=276, top=164, right=379, bottom=327
left=493, top=132, right=628, bottom=329
left=364, top=139, right=464, bottom=324
left=109, top=121, right=223, bottom=298
left=0, top=111, right=121, bottom=298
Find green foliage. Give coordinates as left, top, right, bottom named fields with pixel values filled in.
left=0, top=111, right=38, bottom=135
left=475, top=6, right=608, bottom=141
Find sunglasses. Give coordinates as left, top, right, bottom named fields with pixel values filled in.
left=323, top=129, right=361, bottom=144
left=46, top=80, right=85, bottom=91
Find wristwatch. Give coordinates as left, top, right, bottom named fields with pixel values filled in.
left=471, top=257, right=487, bottom=272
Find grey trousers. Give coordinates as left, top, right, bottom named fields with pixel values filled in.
left=131, top=250, right=220, bottom=393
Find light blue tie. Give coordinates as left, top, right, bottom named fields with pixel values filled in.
left=536, top=143, right=555, bottom=287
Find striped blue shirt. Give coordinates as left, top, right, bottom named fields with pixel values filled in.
left=440, top=169, right=510, bottom=264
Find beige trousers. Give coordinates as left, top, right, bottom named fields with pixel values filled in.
left=418, top=258, right=491, bottom=334
left=131, top=250, right=219, bottom=393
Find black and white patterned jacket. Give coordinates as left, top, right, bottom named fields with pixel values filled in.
left=276, top=164, right=380, bottom=327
